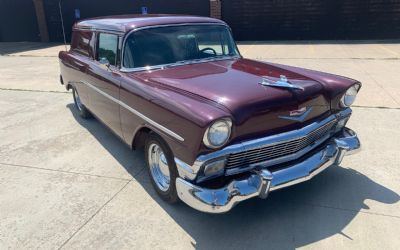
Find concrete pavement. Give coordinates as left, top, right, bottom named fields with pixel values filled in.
left=0, top=42, right=399, bottom=249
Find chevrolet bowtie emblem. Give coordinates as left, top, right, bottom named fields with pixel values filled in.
left=259, top=75, right=304, bottom=91
left=279, top=107, right=312, bottom=122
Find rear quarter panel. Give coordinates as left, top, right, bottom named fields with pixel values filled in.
left=59, top=29, right=96, bottom=107
left=59, top=51, right=97, bottom=108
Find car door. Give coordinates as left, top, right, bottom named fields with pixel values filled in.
left=86, top=32, right=123, bottom=138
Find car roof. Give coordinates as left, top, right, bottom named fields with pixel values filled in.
left=73, top=14, right=227, bottom=33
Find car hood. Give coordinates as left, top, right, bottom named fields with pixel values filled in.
left=129, top=58, right=357, bottom=141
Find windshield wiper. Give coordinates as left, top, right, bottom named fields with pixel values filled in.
left=175, top=55, right=237, bottom=64
left=162, top=55, right=239, bottom=70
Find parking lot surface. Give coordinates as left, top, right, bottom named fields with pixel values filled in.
left=0, top=41, right=399, bottom=249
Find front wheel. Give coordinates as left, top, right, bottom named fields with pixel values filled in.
left=145, top=133, right=179, bottom=203
left=72, top=86, right=92, bottom=119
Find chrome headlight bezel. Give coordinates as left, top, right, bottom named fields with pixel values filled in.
left=203, top=118, right=232, bottom=149
left=340, top=83, right=361, bottom=108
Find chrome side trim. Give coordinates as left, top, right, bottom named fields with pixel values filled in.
left=80, top=80, right=184, bottom=142
left=176, top=127, right=361, bottom=213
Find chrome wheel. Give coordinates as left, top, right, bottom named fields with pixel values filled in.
left=148, top=143, right=171, bottom=191
left=73, top=88, right=83, bottom=112
left=72, top=86, right=91, bottom=119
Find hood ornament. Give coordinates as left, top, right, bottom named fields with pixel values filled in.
left=279, top=107, right=312, bottom=122
left=259, top=75, right=304, bottom=91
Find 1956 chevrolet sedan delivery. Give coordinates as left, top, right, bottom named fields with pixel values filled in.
left=59, top=14, right=361, bottom=213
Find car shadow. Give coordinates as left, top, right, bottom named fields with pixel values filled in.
left=67, top=103, right=399, bottom=249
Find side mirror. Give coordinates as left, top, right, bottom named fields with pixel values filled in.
left=99, top=57, right=111, bottom=69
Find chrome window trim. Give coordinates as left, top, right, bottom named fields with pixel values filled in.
left=119, top=56, right=241, bottom=73
left=78, top=80, right=184, bottom=142
left=73, top=27, right=125, bottom=36
left=119, top=22, right=241, bottom=73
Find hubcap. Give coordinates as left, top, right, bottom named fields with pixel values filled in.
left=74, top=89, right=83, bottom=112
left=148, top=143, right=170, bottom=191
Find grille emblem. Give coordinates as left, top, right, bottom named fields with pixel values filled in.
left=279, top=107, right=313, bottom=122
left=259, top=75, right=304, bottom=91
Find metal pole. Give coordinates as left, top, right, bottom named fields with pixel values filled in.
left=58, top=0, right=67, bottom=51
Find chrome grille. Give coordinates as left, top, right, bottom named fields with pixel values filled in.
left=225, top=119, right=337, bottom=169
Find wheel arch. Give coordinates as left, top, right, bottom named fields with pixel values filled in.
left=66, top=82, right=73, bottom=91
left=131, top=126, right=153, bottom=150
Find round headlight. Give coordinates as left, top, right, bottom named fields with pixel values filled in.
left=203, top=119, right=232, bottom=149
left=340, top=84, right=360, bottom=107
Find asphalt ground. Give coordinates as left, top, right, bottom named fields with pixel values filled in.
left=0, top=41, right=399, bottom=249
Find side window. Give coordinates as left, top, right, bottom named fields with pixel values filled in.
left=71, top=31, right=93, bottom=57
left=97, top=33, right=118, bottom=66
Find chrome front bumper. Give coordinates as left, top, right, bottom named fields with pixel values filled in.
left=175, top=127, right=360, bottom=213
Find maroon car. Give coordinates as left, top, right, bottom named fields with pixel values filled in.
left=59, top=14, right=361, bottom=213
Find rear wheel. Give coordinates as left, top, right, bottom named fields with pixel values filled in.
left=145, top=133, right=179, bottom=203
left=72, top=86, right=91, bottom=119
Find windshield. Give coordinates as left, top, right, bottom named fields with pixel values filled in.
left=123, top=24, right=240, bottom=69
